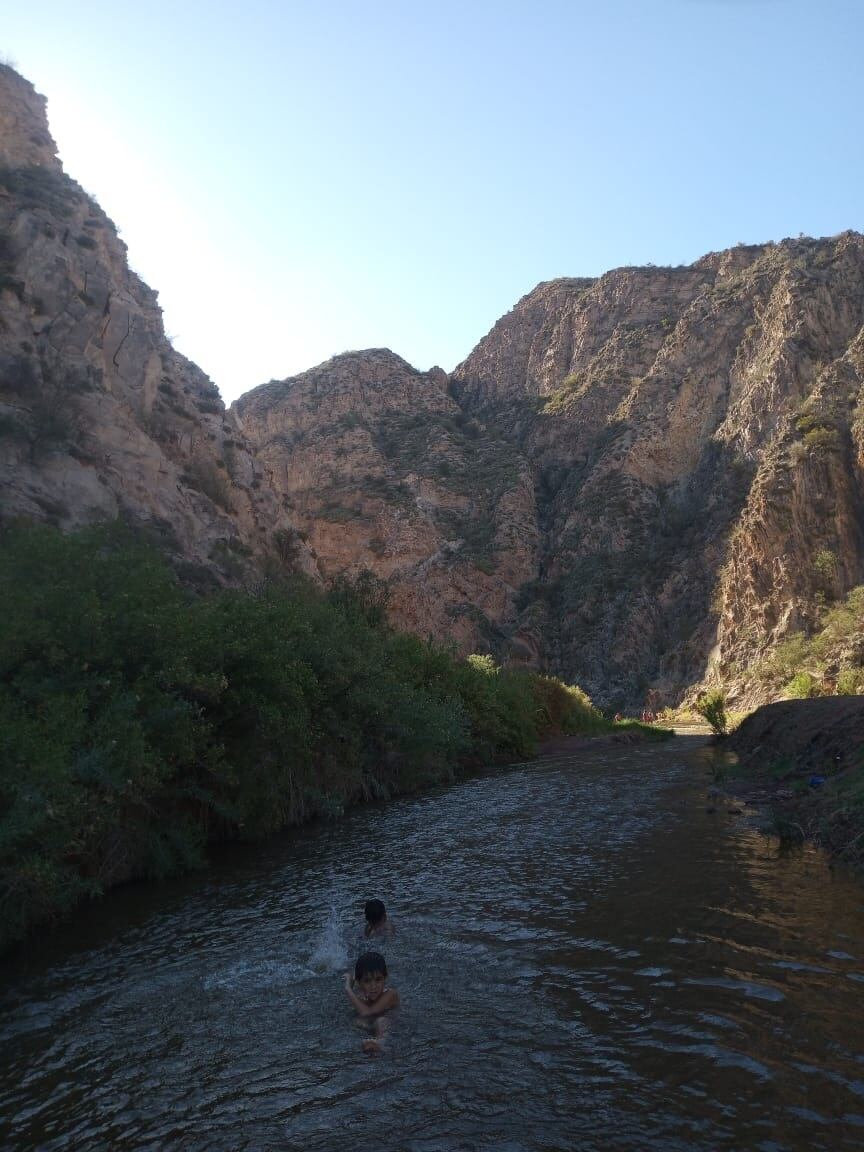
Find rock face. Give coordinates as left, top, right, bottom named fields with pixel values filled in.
left=4, top=64, right=864, bottom=707
left=0, top=64, right=310, bottom=584
left=448, top=239, right=864, bottom=706
left=233, top=350, right=538, bottom=651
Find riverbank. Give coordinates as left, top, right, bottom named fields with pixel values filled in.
left=724, top=697, right=864, bottom=866
left=0, top=521, right=664, bottom=957
left=539, top=723, right=675, bottom=757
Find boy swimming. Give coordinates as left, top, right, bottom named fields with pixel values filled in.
left=363, top=898, right=394, bottom=939
left=344, top=951, right=399, bottom=1054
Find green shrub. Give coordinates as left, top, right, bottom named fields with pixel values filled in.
left=272, top=527, right=302, bottom=567
left=812, top=587, right=864, bottom=656
left=181, top=454, right=233, bottom=511
left=813, top=548, right=838, bottom=593
left=784, top=671, right=819, bottom=699
left=813, top=548, right=837, bottom=579
left=533, top=673, right=605, bottom=735
left=695, top=689, right=728, bottom=736
left=758, top=633, right=809, bottom=683
left=789, top=441, right=808, bottom=466
left=803, top=426, right=840, bottom=452
left=0, top=523, right=227, bottom=949
left=0, top=522, right=614, bottom=954
left=836, top=666, right=864, bottom=695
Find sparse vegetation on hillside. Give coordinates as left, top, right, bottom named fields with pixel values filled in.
left=0, top=164, right=82, bottom=217
left=0, top=355, right=87, bottom=463
left=373, top=409, right=518, bottom=496
left=743, top=584, right=864, bottom=699
left=181, top=454, right=234, bottom=512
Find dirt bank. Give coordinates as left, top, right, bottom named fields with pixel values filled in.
left=726, top=697, right=864, bottom=865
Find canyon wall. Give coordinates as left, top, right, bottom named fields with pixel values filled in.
left=449, top=239, right=864, bottom=704
left=233, top=350, right=538, bottom=653
left=0, top=64, right=313, bottom=586
left=4, top=64, right=864, bottom=707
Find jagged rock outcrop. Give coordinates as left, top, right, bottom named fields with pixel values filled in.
left=451, top=235, right=864, bottom=705
left=233, top=350, right=538, bottom=651
left=4, top=63, right=864, bottom=707
left=0, top=65, right=56, bottom=170
left=0, top=63, right=310, bottom=583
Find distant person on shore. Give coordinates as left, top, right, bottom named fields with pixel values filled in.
left=364, top=899, right=394, bottom=939
left=344, top=951, right=400, bottom=1054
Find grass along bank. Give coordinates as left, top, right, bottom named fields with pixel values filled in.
left=0, top=521, right=648, bottom=955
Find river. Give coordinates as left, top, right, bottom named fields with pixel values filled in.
left=2, top=735, right=864, bottom=1151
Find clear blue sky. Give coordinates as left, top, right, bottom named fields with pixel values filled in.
left=3, top=0, right=862, bottom=403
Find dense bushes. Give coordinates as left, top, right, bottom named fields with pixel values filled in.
left=0, top=522, right=608, bottom=952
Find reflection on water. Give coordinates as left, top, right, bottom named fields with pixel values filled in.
left=2, top=736, right=864, bottom=1150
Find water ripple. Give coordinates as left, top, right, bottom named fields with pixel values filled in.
left=2, top=739, right=864, bottom=1150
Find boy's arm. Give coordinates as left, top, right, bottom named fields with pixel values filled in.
left=343, top=974, right=376, bottom=1017
left=343, top=975, right=399, bottom=1017
left=365, top=988, right=399, bottom=1017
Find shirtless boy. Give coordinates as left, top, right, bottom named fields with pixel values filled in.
left=363, top=899, right=394, bottom=939
left=344, top=951, right=399, bottom=1054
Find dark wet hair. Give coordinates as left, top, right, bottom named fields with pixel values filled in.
left=355, top=951, right=388, bottom=980
left=364, top=899, right=386, bottom=925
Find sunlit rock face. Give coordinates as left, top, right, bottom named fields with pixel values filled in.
left=0, top=63, right=310, bottom=583
left=4, top=63, right=864, bottom=704
left=451, top=235, right=864, bottom=705
left=232, top=349, right=539, bottom=655
left=0, top=65, right=56, bottom=170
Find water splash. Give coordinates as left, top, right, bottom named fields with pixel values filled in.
left=309, top=907, right=348, bottom=972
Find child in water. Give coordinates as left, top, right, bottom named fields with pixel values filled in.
left=364, top=898, right=394, bottom=939
left=344, top=951, right=400, bottom=1054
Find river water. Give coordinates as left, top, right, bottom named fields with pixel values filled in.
left=2, top=735, right=864, bottom=1151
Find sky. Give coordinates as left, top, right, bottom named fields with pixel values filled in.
left=2, top=0, right=863, bottom=403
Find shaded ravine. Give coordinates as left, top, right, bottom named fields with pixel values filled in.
left=2, top=736, right=864, bottom=1151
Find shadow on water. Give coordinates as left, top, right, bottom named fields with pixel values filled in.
left=2, top=735, right=864, bottom=1150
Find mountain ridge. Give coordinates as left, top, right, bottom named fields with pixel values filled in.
left=3, top=63, right=864, bottom=708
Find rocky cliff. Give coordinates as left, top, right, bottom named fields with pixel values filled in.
left=4, top=64, right=864, bottom=708
left=233, top=350, right=538, bottom=652
left=0, top=64, right=311, bottom=585
left=449, top=237, right=864, bottom=706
